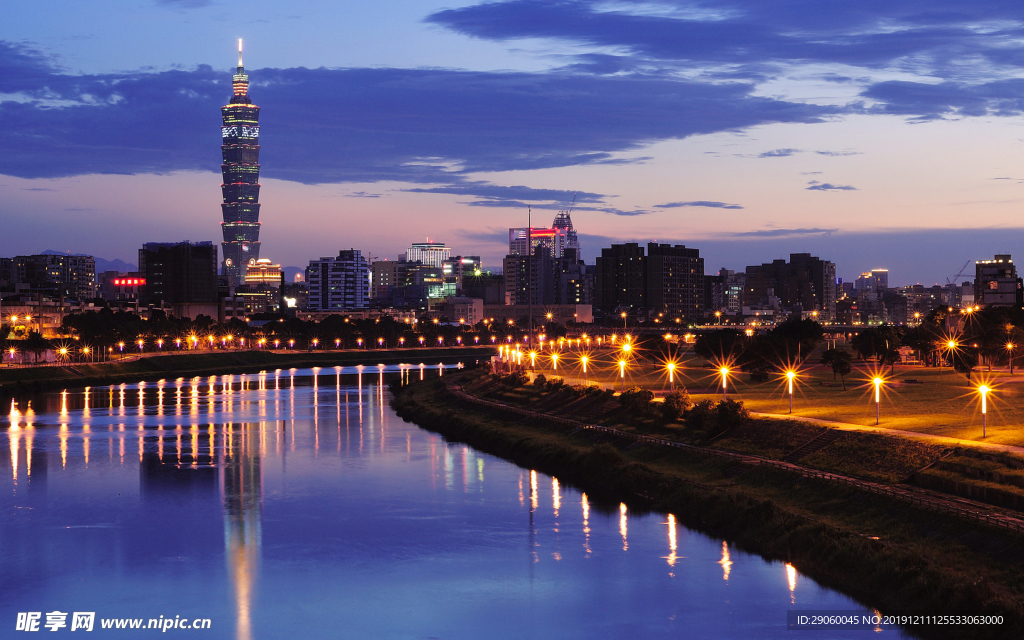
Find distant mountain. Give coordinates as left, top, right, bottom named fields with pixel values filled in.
left=41, top=250, right=137, bottom=273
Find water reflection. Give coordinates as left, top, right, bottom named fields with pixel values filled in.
left=0, top=365, right=901, bottom=640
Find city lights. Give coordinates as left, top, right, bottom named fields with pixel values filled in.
left=872, top=376, right=884, bottom=425
left=978, top=384, right=992, bottom=438
left=785, top=370, right=796, bottom=413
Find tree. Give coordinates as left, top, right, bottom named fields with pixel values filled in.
left=951, top=348, right=979, bottom=380
left=693, top=329, right=745, bottom=364
left=660, top=389, right=691, bottom=424
left=821, top=348, right=852, bottom=390
left=23, top=331, right=50, bottom=364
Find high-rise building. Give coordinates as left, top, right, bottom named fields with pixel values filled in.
left=220, top=40, right=262, bottom=281
left=646, top=243, right=704, bottom=323
left=974, top=255, right=1020, bottom=307
left=594, top=242, right=647, bottom=313
left=744, top=253, right=836, bottom=320
left=508, top=227, right=568, bottom=258
left=139, top=241, right=218, bottom=305
left=406, top=242, right=451, bottom=268
left=12, top=254, right=96, bottom=301
left=551, top=209, right=580, bottom=257
left=306, top=250, right=369, bottom=311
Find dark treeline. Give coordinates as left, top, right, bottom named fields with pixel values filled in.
left=1, top=309, right=528, bottom=362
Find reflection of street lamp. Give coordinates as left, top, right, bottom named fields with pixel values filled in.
left=785, top=370, right=796, bottom=414
left=978, top=384, right=991, bottom=438
left=872, top=377, right=884, bottom=425
left=719, top=367, right=730, bottom=399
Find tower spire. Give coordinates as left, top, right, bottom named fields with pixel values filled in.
left=237, top=38, right=244, bottom=70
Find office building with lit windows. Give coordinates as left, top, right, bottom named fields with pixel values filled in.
left=306, top=250, right=369, bottom=311
left=220, top=40, right=262, bottom=281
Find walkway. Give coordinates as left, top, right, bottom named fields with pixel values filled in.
left=751, top=412, right=1024, bottom=456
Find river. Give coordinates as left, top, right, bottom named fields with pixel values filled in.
left=1, top=365, right=906, bottom=638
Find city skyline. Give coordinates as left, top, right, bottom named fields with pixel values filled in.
left=4, top=1, right=1024, bottom=285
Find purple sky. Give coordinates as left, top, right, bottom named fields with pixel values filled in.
left=3, top=0, right=1024, bottom=285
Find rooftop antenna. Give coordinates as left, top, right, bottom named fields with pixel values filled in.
left=238, top=38, right=243, bottom=68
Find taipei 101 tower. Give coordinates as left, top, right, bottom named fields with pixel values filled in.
left=220, top=39, right=262, bottom=281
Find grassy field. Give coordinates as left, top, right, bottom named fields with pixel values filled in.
left=520, top=346, right=1024, bottom=446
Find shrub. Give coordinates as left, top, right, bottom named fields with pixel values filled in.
left=660, top=388, right=692, bottom=423
left=685, top=399, right=716, bottom=431
left=716, top=399, right=749, bottom=430
left=620, top=387, right=655, bottom=415
left=533, top=374, right=547, bottom=387
left=501, top=371, right=528, bottom=387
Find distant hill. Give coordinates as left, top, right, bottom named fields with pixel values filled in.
left=40, top=250, right=137, bottom=273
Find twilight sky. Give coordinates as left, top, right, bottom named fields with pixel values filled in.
left=3, top=0, right=1024, bottom=286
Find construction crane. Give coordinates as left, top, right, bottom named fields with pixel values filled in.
left=946, top=260, right=971, bottom=285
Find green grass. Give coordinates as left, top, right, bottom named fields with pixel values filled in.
left=801, top=432, right=948, bottom=484
left=530, top=347, right=1024, bottom=446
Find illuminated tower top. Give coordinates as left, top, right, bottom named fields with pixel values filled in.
left=231, top=39, right=251, bottom=104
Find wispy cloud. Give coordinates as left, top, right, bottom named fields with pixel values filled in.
left=806, top=182, right=858, bottom=191
left=758, top=148, right=800, bottom=158
left=733, top=228, right=838, bottom=237
left=815, top=150, right=862, bottom=157
left=654, top=200, right=743, bottom=210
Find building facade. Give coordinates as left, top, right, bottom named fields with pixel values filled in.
left=12, top=254, right=96, bottom=301
left=975, top=255, right=1020, bottom=307
left=645, top=243, right=704, bottom=323
left=594, top=242, right=647, bottom=314
left=743, top=253, right=836, bottom=321
left=306, top=250, right=369, bottom=311
left=220, top=40, right=263, bottom=281
left=406, top=242, right=451, bottom=269
left=139, top=241, right=219, bottom=306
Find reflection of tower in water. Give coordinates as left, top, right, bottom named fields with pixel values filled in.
left=222, top=423, right=262, bottom=640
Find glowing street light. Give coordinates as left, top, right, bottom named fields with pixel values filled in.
left=551, top=352, right=559, bottom=371
left=978, top=384, right=992, bottom=438
left=618, top=359, right=627, bottom=391
left=719, top=367, right=730, bottom=399
left=581, top=355, right=589, bottom=384
left=666, top=362, right=676, bottom=391
left=1007, top=342, right=1017, bottom=375
left=785, top=370, right=796, bottom=413
left=872, top=376, right=884, bottom=425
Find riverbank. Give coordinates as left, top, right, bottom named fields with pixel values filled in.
left=0, top=347, right=491, bottom=400
left=391, top=370, right=1024, bottom=640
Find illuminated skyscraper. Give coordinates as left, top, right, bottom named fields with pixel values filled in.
left=220, top=39, right=262, bottom=281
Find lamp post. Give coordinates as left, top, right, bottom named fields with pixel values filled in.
left=666, top=362, right=676, bottom=391
left=786, top=370, right=796, bottom=413
left=581, top=356, right=589, bottom=385
left=1007, top=342, right=1016, bottom=375
left=719, top=367, right=730, bottom=400
left=618, top=359, right=627, bottom=391
left=978, top=384, right=991, bottom=438
left=872, top=377, right=883, bottom=425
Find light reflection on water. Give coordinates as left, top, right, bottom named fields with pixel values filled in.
left=2, top=366, right=906, bottom=639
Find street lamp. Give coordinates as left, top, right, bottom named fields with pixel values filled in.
left=666, top=362, right=676, bottom=391
left=1007, top=342, right=1016, bottom=375
left=872, top=376, right=884, bottom=425
left=618, top=359, right=627, bottom=391
left=978, top=384, right=991, bottom=438
left=581, top=355, right=589, bottom=384
left=719, top=367, right=730, bottom=399
left=529, top=351, right=537, bottom=368
left=551, top=352, right=559, bottom=371
left=785, top=370, right=796, bottom=414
